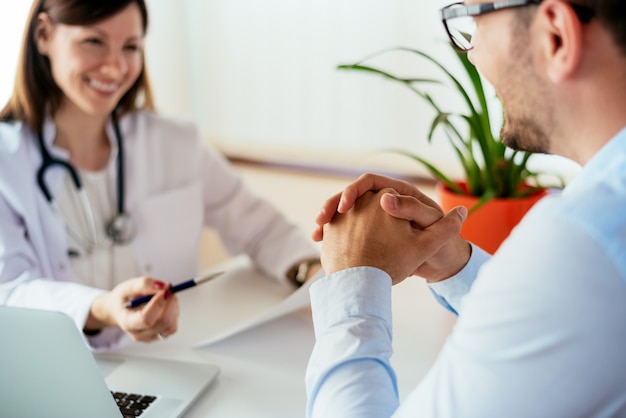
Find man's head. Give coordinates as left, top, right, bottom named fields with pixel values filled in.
left=441, top=0, right=626, bottom=163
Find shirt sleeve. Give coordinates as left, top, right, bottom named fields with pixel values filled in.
left=306, top=267, right=399, bottom=418
left=427, top=243, right=491, bottom=315
left=1, top=272, right=127, bottom=349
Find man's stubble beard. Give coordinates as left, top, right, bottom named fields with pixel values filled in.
left=498, top=20, right=553, bottom=155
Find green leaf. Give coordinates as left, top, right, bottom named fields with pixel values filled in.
left=338, top=44, right=545, bottom=199
left=389, top=149, right=465, bottom=194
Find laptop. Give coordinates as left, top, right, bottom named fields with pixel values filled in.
left=0, top=306, right=219, bottom=418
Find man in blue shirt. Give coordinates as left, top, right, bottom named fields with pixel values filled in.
left=306, top=1, right=626, bottom=417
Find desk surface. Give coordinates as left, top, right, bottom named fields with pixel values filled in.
left=113, top=257, right=455, bottom=418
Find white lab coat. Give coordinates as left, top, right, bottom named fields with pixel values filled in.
left=0, top=110, right=319, bottom=348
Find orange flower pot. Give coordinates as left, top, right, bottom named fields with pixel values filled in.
left=437, top=182, right=548, bottom=254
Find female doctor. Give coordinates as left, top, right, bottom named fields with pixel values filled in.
left=0, top=0, right=320, bottom=349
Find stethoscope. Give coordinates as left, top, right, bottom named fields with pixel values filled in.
left=35, top=112, right=137, bottom=253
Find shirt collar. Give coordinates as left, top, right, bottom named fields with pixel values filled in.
left=564, top=126, right=626, bottom=196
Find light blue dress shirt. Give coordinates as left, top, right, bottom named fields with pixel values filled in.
left=306, top=128, right=626, bottom=417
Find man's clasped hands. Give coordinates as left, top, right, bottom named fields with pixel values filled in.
left=313, top=173, right=472, bottom=285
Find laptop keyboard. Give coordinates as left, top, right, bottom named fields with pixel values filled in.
left=111, top=391, right=157, bottom=417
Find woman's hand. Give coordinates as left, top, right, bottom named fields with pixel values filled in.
left=85, top=277, right=179, bottom=342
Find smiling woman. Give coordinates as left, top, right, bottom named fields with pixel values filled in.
left=0, top=0, right=320, bottom=350
left=37, top=7, right=148, bottom=158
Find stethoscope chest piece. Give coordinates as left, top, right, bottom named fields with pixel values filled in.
left=106, top=212, right=137, bottom=245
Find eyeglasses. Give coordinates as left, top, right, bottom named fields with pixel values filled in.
left=441, top=0, right=594, bottom=52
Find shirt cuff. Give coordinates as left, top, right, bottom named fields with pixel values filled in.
left=427, top=243, right=490, bottom=315
left=309, top=267, right=392, bottom=336
left=87, top=327, right=128, bottom=351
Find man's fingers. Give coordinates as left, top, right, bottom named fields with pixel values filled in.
left=380, top=193, right=444, bottom=228
left=318, top=174, right=441, bottom=222
left=314, top=174, right=445, bottom=242
left=315, top=192, right=342, bottom=225
left=315, top=175, right=411, bottom=227
left=421, top=206, right=467, bottom=251
left=337, top=174, right=401, bottom=213
left=338, top=174, right=438, bottom=212
left=312, top=224, right=324, bottom=242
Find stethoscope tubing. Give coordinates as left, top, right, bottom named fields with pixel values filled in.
left=111, top=111, right=125, bottom=216
left=36, top=137, right=82, bottom=203
left=35, top=112, right=136, bottom=250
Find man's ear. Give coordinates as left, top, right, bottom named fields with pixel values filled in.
left=34, top=12, right=53, bottom=56
left=537, top=0, right=584, bottom=84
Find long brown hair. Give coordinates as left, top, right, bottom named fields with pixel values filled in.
left=0, top=0, right=154, bottom=134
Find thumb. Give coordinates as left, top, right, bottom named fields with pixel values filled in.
left=451, top=206, right=468, bottom=223
left=421, top=205, right=466, bottom=248
left=380, top=192, right=444, bottom=228
left=438, top=206, right=468, bottom=231
left=141, top=288, right=170, bottom=327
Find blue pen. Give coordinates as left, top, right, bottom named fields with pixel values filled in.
left=125, top=271, right=224, bottom=308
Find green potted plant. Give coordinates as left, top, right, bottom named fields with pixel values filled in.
left=338, top=44, right=549, bottom=253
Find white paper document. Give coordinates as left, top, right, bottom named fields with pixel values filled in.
left=164, top=256, right=317, bottom=347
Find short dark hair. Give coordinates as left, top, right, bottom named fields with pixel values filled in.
left=0, top=0, right=154, bottom=133
left=517, top=1, right=626, bottom=55
left=574, top=0, right=626, bottom=55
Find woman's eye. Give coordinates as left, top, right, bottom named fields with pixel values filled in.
left=124, top=44, right=141, bottom=52
left=85, top=38, right=103, bottom=46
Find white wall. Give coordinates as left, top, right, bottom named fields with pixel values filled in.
left=145, top=0, right=580, bottom=182
left=0, top=1, right=31, bottom=103
left=146, top=0, right=470, bottom=178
